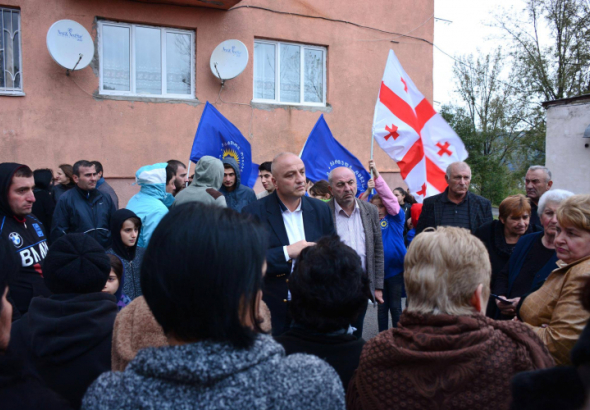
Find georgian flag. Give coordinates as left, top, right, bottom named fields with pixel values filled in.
left=372, top=50, right=468, bottom=202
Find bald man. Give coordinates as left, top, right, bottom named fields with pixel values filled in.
left=327, top=167, right=384, bottom=338
left=242, top=153, right=335, bottom=335
left=416, top=162, right=492, bottom=235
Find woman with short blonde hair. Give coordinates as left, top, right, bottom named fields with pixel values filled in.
left=347, top=226, right=553, bottom=410
left=519, top=194, right=590, bottom=365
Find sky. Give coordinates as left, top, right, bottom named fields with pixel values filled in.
left=433, top=0, right=527, bottom=107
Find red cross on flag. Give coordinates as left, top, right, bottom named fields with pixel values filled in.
left=372, top=50, right=468, bottom=202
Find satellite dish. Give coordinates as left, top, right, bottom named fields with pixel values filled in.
left=210, top=40, right=249, bottom=82
left=47, top=20, right=94, bottom=72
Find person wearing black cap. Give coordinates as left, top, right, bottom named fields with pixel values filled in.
left=0, top=239, right=72, bottom=410
left=9, top=233, right=118, bottom=409
left=106, top=209, right=145, bottom=301
left=0, top=163, right=51, bottom=318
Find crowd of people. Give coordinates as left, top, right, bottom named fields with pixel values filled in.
left=0, top=154, right=589, bottom=410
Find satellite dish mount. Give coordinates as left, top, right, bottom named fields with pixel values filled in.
left=46, top=20, right=95, bottom=76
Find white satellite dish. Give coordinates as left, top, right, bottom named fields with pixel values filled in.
left=47, top=20, right=94, bottom=72
left=210, top=40, right=249, bottom=82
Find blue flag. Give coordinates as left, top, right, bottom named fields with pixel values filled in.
left=190, top=102, right=255, bottom=188
left=301, top=115, right=370, bottom=195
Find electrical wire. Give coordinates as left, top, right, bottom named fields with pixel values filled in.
left=214, top=83, right=255, bottom=139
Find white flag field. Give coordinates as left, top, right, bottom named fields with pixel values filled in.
left=372, top=50, right=468, bottom=203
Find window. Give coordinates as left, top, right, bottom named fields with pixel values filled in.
left=0, top=8, right=23, bottom=95
left=98, top=21, right=195, bottom=99
left=254, top=40, right=326, bottom=106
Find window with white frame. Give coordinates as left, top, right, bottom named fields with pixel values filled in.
left=0, top=8, right=23, bottom=95
left=98, top=21, right=195, bottom=98
left=254, top=40, right=326, bottom=106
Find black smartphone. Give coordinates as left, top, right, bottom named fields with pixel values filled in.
left=491, top=294, right=512, bottom=304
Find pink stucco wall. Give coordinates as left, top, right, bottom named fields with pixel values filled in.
left=1, top=0, right=433, bottom=205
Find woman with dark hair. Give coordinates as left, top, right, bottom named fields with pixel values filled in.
left=106, top=209, right=145, bottom=302
left=32, top=168, right=56, bottom=232
left=52, top=164, right=75, bottom=204
left=0, top=239, right=72, bottom=409
left=83, top=204, right=345, bottom=410
left=393, top=187, right=415, bottom=233
left=275, top=235, right=370, bottom=391
left=309, top=180, right=332, bottom=201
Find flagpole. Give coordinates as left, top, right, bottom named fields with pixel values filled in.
left=370, top=131, right=375, bottom=194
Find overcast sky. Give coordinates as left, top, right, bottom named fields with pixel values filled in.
left=433, top=0, right=528, bottom=107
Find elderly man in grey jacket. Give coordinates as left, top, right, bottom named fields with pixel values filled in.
left=327, top=167, right=384, bottom=339
left=171, top=156, right=226, bottom=209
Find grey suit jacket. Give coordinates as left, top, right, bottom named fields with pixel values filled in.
left=327, top=198, right=384, bottom=297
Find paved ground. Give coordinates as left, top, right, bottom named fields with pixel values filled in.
left=362, top=298, right=406, bottom=341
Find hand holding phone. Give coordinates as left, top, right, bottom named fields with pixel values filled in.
left=491, top=294, right=512, bottom=304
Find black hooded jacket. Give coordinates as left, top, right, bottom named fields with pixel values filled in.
left=106, top=209, right=145, bottom=301
left=0, top=163, right=51, bottom=317
left=0, top=349, right=72, bottom=410
left=9, top=292, right=118, bottom=409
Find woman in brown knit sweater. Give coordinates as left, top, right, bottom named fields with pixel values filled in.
left=347, top=227, right=554, bottom=410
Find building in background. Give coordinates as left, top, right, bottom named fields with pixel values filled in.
left=543, top=95, right=590, bottom=195
left=1, top=0, right=434, bottom=204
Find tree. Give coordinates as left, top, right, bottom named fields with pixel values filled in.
left=443, top=49, right=530, bottom=204
left=494, top=0, right=590, bottom=101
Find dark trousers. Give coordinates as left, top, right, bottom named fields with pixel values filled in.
left=378, top=275, right=403, bottom=332
left=352, top=304, right=367, bottom=339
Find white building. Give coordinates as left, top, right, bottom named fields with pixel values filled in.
left=543, top=95, right=590, bottom=195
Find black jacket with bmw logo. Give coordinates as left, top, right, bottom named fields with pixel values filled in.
left=0, top=163, right=51, bottom=318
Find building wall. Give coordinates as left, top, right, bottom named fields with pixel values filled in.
left=545, top=100, right=590, bottom=195
left=1, top=0, right=433, bottom=204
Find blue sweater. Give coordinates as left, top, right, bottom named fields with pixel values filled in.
left=380, top=208, right=406, bottom=279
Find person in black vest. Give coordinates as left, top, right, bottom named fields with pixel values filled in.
left=51, top=160, right=116, bottom=249
left=0, top=163, right=51, bottom=318
left=275, top=235, right=369, bottom=391
left=9, top=234, right=118, bottom=409
left=416, top=162, right=493, bottom=235
left=242, top=153, right=335, bottom=336
left=0, top=239, right=72, bottom=410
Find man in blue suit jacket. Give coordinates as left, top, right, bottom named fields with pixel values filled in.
left=243, top=153, right=335, bottom=336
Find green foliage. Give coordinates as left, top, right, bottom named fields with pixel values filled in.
left=445, top=0, right=590, bottom=204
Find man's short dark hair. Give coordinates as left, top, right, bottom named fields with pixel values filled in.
left=141, top=204, right=268, bottom=349
left=167, top=160, right=186, bottom=174
left=91, top=161, right=104, bottom=176
left=259, top=162, right=272, bottom=173
left=33, top=169, right=54, bottom=191
left=223, top=163, right=234, bottom=171
left=165, top=165, right=175, bottom=184
left=290, top=235, right=370, bottom=333
left=72, top=160, right=95, bottom=176
left=13, top=165, right=33, bottom=179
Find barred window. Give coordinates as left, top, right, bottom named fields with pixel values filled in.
left=0, top=8, right=23, bottom=95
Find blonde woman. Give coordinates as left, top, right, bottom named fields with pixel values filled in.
left=347, top=227, right=553, bottom=410
left=518, top=194, right=590, bottom=365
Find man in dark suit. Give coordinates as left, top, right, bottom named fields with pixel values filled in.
left=327, top=167, right=384, bottom=338
left=416, top=162, right=493, bottom=235
left=242, top=153, right=335, bottom=336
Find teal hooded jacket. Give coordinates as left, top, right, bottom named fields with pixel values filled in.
left=126, top=163, right=174, bottom=248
